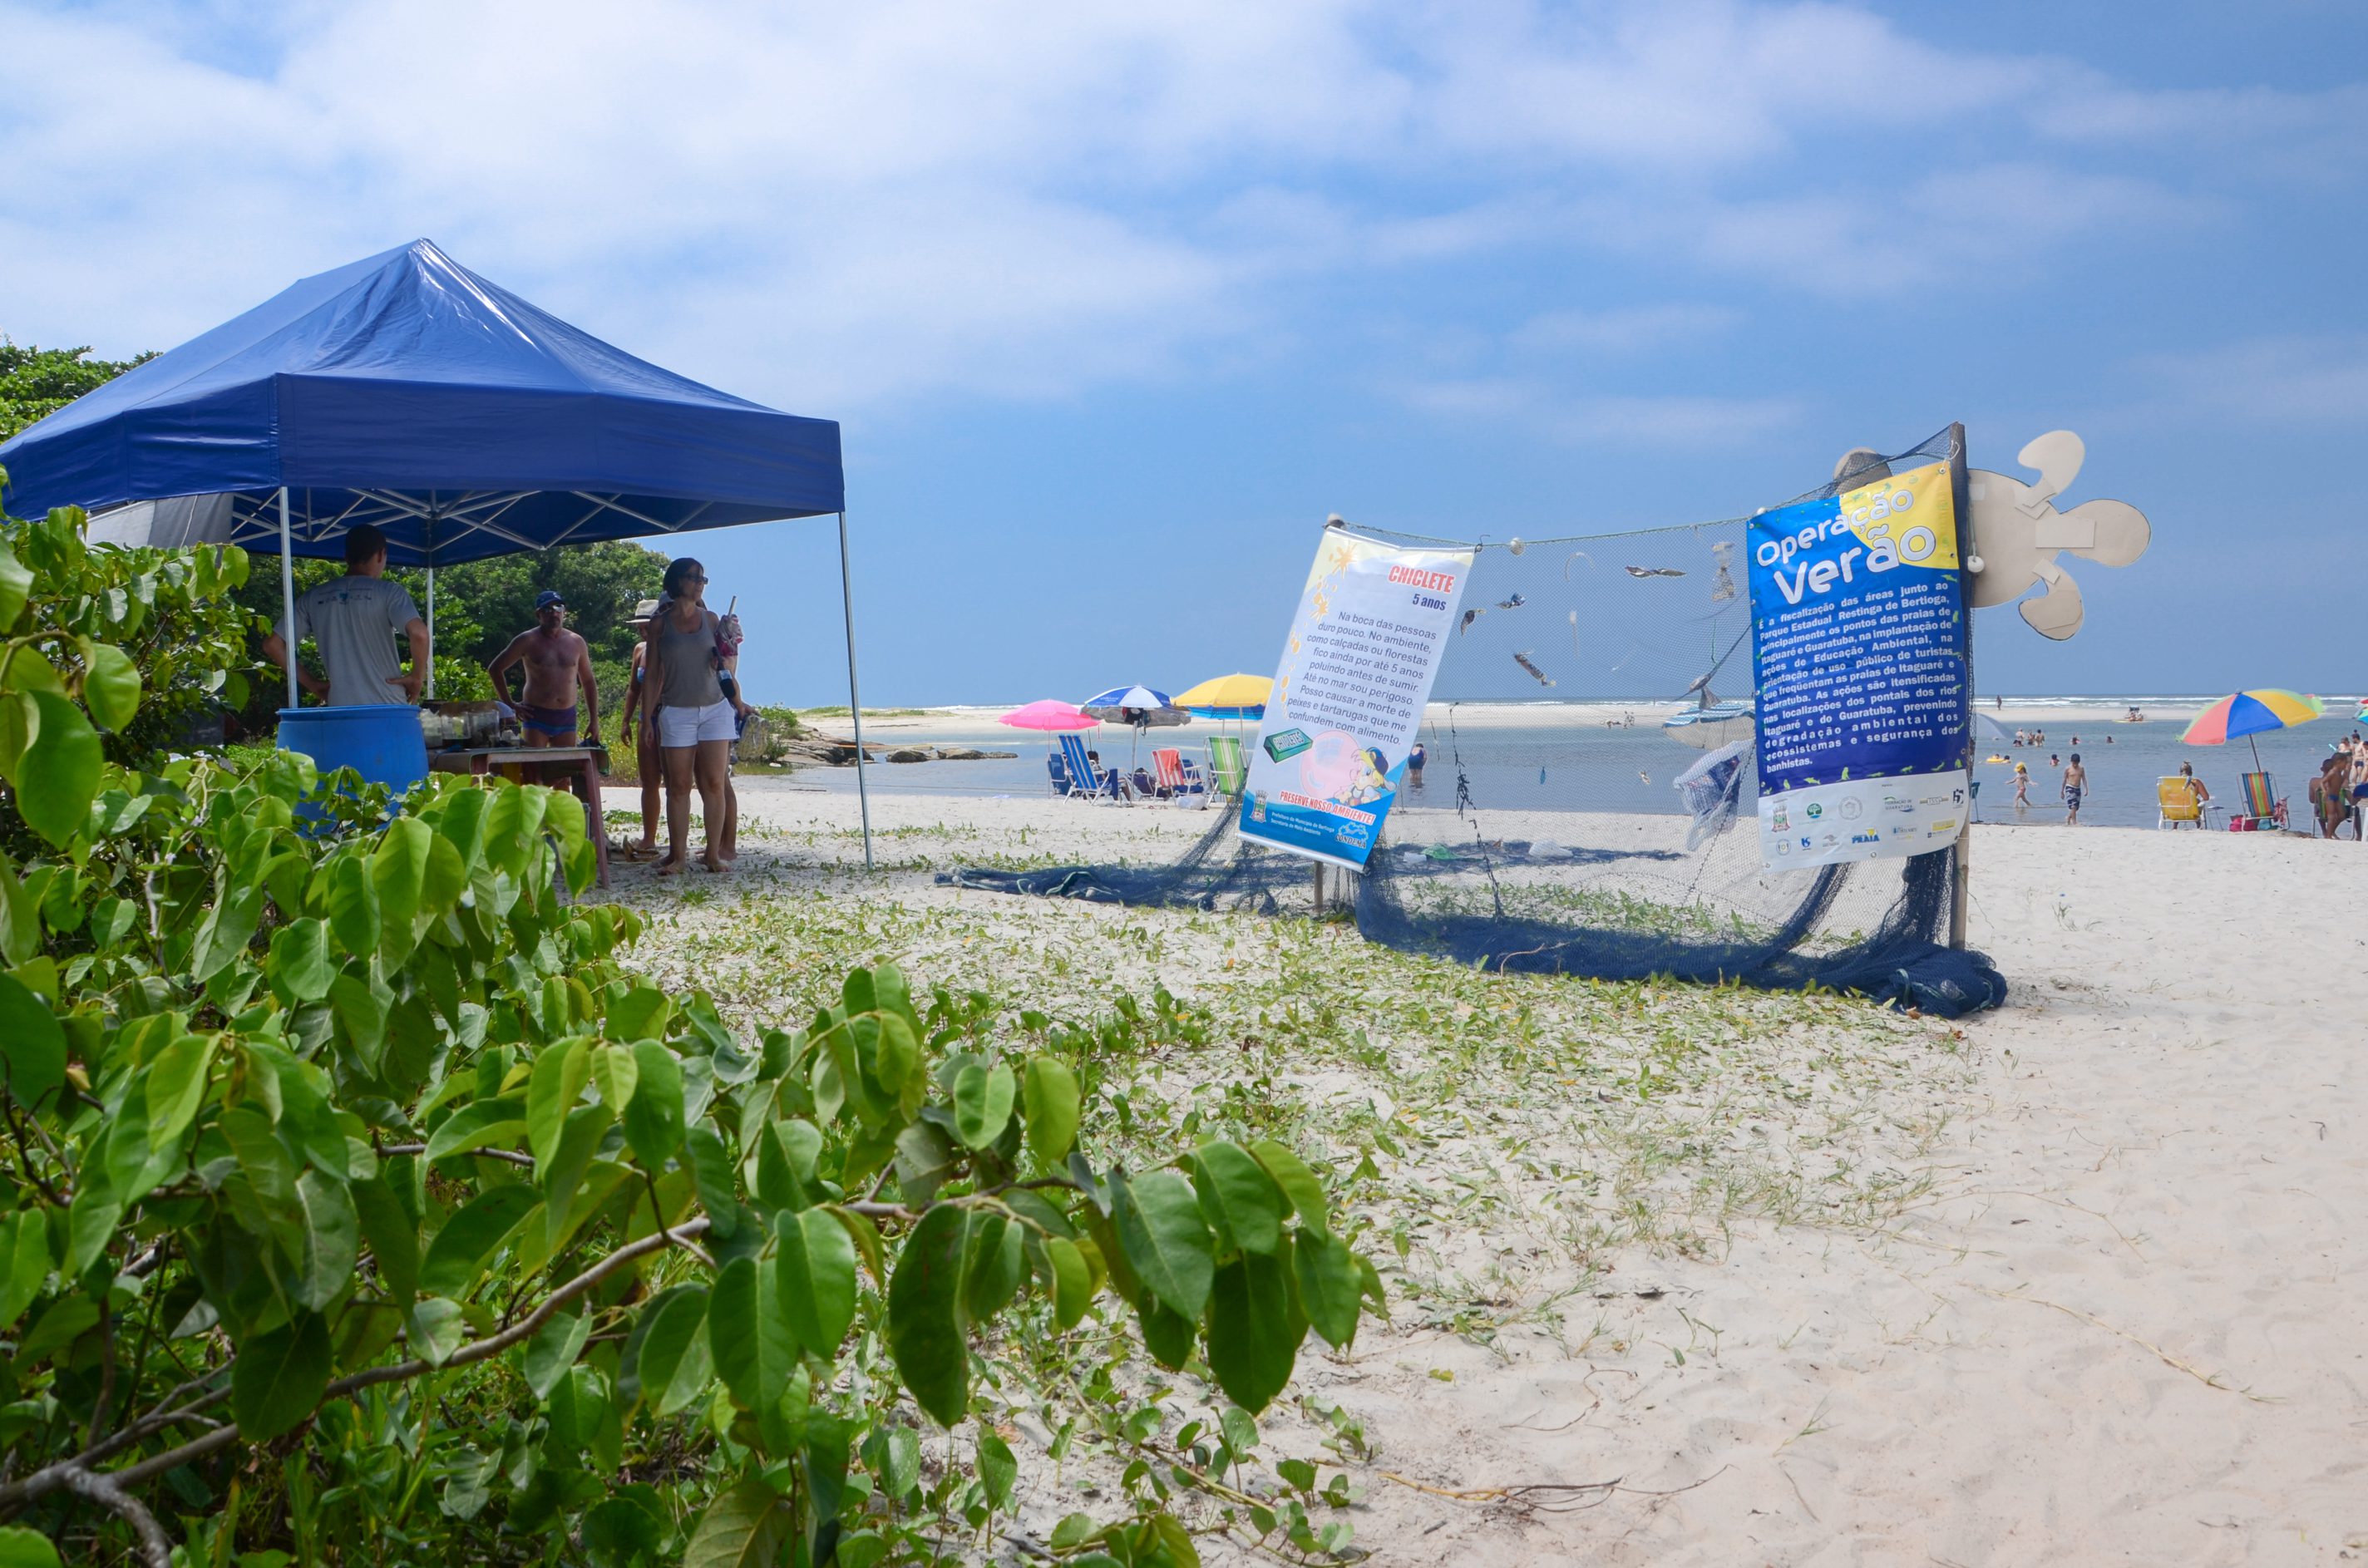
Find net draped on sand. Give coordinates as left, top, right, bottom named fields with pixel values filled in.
left=942, top=430, right=2006, bottom=1018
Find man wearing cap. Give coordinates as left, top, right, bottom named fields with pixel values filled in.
left=487, top=589, right=599, bottom=747
left=260, top=523, right=430, bottom=708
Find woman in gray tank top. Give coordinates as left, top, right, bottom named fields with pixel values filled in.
left=641, top=557, right=736, bottom=875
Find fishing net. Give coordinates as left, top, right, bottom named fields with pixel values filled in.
left=941, top=429, right=2005, bottom=1017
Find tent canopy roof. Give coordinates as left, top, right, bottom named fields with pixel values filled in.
left=0, top=239, right=843, bottom=565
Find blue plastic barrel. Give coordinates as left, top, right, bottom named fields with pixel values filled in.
left=277, top=705, right=429, bottom=799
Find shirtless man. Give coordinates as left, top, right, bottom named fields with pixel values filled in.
left=2062, top=752, right=2087, bottom=826
left=487, top=590, right=599, bottom=746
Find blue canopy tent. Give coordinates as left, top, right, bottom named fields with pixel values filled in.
left=0, top=238, right=876, bottom=863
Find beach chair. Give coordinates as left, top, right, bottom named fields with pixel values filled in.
left=1151, top=747, right=1196, bottom=805
left=2156, top=776, right=2203, bottom=829
left=1130, top=766, right=1164, bottom=801
left=1206, top=736, right=1247, bottom=796
left=1047, top=750, right=1073, bottom=797
left=1057, top=734, right=1118, bottom=804
left=2235, top=771, right=2282, bottom=830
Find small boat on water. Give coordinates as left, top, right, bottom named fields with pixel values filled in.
left=1663, top=695, right=1754, bottom=750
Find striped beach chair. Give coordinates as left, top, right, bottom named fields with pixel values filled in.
left=1206, top=735, right=1247, bottom=796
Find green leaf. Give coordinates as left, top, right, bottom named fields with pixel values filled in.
left=1137, top=1295, right=1196, bottom=1370
left=142, top=1033, right=214, bottom=1156
left=893, top=1121, right=959, bottom=1206
left=1292, top=1228, right=1363, bottom=1349
left=633, top=1286, right=713, bottom=1417
left=1045, top=1236, right=1093, bottom=1329
left=16, top=1294, right=98, bottom=1362
left=525, top=1037, right=591, bottom=1168
left=777, top=1206, right=856, bottom=1360
left=540, top=1102, right=614, bottom=1248
left=422, top=1096, right=528, bottom=1163
left=681, top=1479, right=792, bottom=1568
left=1022, top=1056, right=1080, bottom=1165
left=326, top=857, right=380, bottom=959
left=0, top=1522, right=63, bottom=1568
left=874, top=1009, right=919, bottom=1094
left=0, top=542, right=32, bottom=633
left=1191, top=1141, right=1286, bottom=1257
left=0, top=974, right=66, bottom=1112
left=708, top=1255, right=797, bottom=1413
left=406, top=1297, right=469, bottom=1367
left=417, top=1183, right=539, bottom=1298
left=684, top=1125, right=738, bottom=1240
left=293, top=1168, right=360, bottom=1311
left=977, top=1426, right=1018, bottom=1509
left=80, top=639, right=141, bottom=731
left=351, top=1174, right=419, bottom=1308
left=369, top=816, right=431, bottom=950
left=962, top=1211, right=1025, bottom=1323
left=329, top=969, right=391, bottom=1068
left=231, top=1311, right=332, bottom=1441
left=607, top=983, right=673, bottom=1043
left=1249, top=1139, right=1328, bottom=1231
left=0, top=1209, right=55, bottom=1332
left=622, top=1040, right=684, bottom=1167
left=267, top=919, right=337, bottom=1006
left=1206, top=1249, right=1301, bottom=1413
left=14, top=693, right=100, bottom=846
left=0, top=854, right=37, bottom=968
left=590, top=1042, right=639, bottom=1112
left=953, top=1060, right=1015, bottom=1151
left=1110, top=1168, right=1215, bottom=1321
left=188, top=881, right=264, bottom=984
left=886, top=1202, right=970, bottom=1426
left=522, top=1309, right=593, bottom=1399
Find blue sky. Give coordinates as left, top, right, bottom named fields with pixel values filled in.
left=4, top=1, right=2362, bottom=703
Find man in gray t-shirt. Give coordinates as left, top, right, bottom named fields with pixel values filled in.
left=261, top=524, right=429, bottom=708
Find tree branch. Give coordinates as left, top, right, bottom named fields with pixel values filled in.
left=0, top=1215, right=716, bottom=1511
left=52, top=1462, right=174, bottom=1568
left=375, top=1141, right=536, bottom=1169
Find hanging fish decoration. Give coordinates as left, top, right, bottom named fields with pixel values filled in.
left=1567, top=609, right=1581, bottom=659
left=1459, top=607, right=1487, bottom=635
left=1563, top=550, right=1593, bottom=579
left=1497, top=592, right=1527, bottom=610
left=1625, top=565, right=1685, bottom=578
left=1710, top=540, right=1738, bottom=602
left=1512, top=650, right=1556, bottom=687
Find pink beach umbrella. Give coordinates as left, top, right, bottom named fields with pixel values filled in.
left=998, top=698, right=1100, bottom=732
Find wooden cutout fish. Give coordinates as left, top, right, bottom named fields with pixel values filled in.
left=1625, top=565, right=1685, bottom=578
left=1512, top=651, right=1556, bottom=687
left=1496, top=593, right=1527, bottom=610
left=1459, top=607, right=1487, bottom=635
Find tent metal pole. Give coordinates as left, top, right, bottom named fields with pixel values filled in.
left=278, top=486, right=298, bottom=709
left=836, top=510, right=875, bottom=870
left=1946, top=421, right=1973, bottom=951
left=424, top=565, right=437, bottom=700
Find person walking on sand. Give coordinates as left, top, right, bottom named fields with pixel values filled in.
left=642, top=559, right=735, bottom=875
left=486, top=589, right=599, bottom=747
left=259, top=523, right=427, bottom=708
left=2062, top=752, right=2087, bottom=826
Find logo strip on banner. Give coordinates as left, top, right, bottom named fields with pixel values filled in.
left=1748, top=460, right=1971, bottom=873
left=1239, top=530, right=1474, bottom=870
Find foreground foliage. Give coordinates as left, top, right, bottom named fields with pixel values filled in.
left=0, top=500, right=1379, bottom=1566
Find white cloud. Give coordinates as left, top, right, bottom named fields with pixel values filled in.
left=2134, top=334, right=2368, bottom=427
left=0, top=0, right=2353, bottom=414
left=1399, top=376, right=1801, bottom=444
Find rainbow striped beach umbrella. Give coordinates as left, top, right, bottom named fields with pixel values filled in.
left=2180, top=688, right=2324, bottom=771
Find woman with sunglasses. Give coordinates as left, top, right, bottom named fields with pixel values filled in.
left=642, top=557, right=735, bottom=874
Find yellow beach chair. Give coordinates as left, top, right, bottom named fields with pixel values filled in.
left=2156, top=776, right=2203, bottom=829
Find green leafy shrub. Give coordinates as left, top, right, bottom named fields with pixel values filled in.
left=0, top=500, right=1381, bottom=1566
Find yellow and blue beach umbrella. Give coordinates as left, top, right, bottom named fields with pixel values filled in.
left=2180, top=688, right=2324, bottom=771
left=1175, top=673, right=1272, bottom=721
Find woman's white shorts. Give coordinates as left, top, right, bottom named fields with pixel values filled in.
left=659, top=699, right=736, bottom=747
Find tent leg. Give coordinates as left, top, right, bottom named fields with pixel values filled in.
left=424, top=565, right=436, bottom=700
left=279, top=487, right=298, bottom=709
left=837, top=511, right=875, bottom=871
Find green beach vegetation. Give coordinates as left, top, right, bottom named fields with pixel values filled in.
left=0, top=496, right=1383, bottom=1566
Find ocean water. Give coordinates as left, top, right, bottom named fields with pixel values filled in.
left=797, top=704, right=2366, bottom=833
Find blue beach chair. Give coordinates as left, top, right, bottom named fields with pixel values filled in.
left=1058, top=733, right=1121, bottom=802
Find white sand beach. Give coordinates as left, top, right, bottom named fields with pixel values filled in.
left=615, top=781, right=2367, bottom=1566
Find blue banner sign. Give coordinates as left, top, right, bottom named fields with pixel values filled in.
left=1748, top=459, right=1971, bottom=872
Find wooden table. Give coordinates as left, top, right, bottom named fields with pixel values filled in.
left=428, top=745, right=611, bottom=888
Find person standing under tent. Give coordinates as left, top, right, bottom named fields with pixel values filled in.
left=642, top=558, right=734, bottom=875
left=259, top=523, right=428, bottom=708
left=486, top=589, right=599, bottom=747
left=617, top=598, right=664, bottom=860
